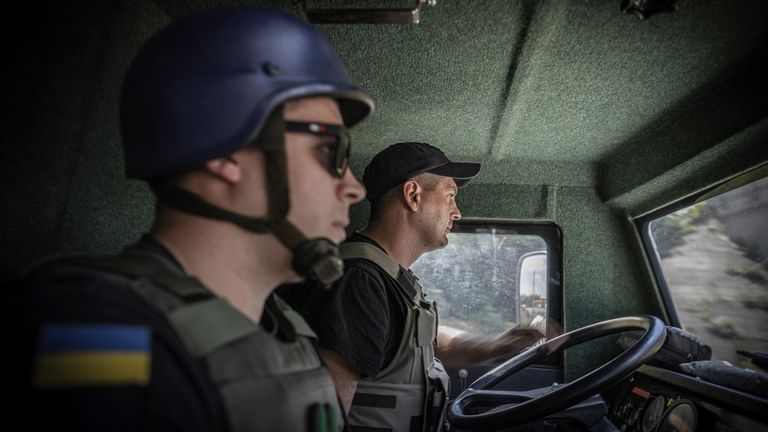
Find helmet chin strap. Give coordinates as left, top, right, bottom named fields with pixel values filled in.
left=154, top=106, right=343, bottom=288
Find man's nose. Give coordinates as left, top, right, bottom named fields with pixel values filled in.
left=452, top=203, right=462, bottom=220
left=340, top=168, right=365, bottom=204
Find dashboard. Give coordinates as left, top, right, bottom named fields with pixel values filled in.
left=605, top=365, right=767, bottom=431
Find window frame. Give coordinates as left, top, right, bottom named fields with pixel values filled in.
left=637, top=200, right=695, bottom=328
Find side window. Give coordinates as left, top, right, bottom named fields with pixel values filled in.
left=410, top=223, right=561, bottom=339
left=643, top=172, right=768, bottom=367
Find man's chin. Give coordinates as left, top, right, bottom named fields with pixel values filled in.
left=299, top=230, right=344, bottom=245
left=428, top=236, right=449, bottom=252
left=331, top=234, right=346, bottom=244
left=285, top=269, right=305, bottom=285
left=322, top=227, right=348, bottom=244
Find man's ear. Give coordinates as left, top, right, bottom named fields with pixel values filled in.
left=403, top=180, right=421, bottom=212
left=204, top=156, right=241, bottom=184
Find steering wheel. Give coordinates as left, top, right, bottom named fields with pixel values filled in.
left=448, top=315, right=666, bottom=430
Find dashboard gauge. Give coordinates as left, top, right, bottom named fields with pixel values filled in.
left=641, top=395, right=666, bottom=432
left=659, top=400, right=697, bottom=432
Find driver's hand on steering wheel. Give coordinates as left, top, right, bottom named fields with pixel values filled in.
left=436, top=321, right=563, bottom=367
left=497, top=318, right=564, bottom=357
left=491, top=327, right=545, bottom=359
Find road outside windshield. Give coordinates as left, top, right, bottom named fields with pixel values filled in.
left=648, top=174, right=768, bottom=368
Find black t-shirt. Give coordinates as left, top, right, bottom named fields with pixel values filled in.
left=281, top=233, right=409, bottom=378
left=8, top=236, right=292, bottom=431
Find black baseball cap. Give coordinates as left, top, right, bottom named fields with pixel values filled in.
left=362, top=142, right=481, bottom=201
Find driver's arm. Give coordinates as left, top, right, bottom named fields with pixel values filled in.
left=319, top=348, right=361, bottom=413
left=435, top=325, right=545, bottom=368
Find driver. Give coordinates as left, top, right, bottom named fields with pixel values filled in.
left=12, top=8, right=372, bottom=431
left=284, top=142, right=547, bottom=431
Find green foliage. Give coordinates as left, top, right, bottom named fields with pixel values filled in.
left=728, top=262, right=768, bottom=285
left=741, top=294, right=768, bottom=311
left=705, top=317, right=740, bottom=338
left=650, top=202, right=711, bottom=257
left=687, top=202, right=710, bottom=224
left=665, top=213, right=697, bottom=235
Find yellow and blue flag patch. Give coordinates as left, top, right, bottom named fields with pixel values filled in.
left=33, top=323, right=151, bottom=389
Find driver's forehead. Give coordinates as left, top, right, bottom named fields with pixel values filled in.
left=437, top=176, right=458, bottom=193
left=283, top=96, right=342, bottom=124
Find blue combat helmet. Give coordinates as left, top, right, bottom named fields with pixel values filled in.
left=121, top=7, right=373, bottom=179
left=120, top=7, right=374, bottom=286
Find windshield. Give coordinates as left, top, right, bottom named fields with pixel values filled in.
left=647, top=174, right=768, bottom=368
left=411, top=228, right=550, bottom=337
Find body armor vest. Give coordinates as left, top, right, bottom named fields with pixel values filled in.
left=34, top=249, right=342, bottom=432
left=340, top=242, right=450, bottom=432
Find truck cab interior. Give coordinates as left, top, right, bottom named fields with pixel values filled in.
left=4, top=1, right=767, bottom=431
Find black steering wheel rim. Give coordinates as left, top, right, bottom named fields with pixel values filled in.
left=448, top=315, right=666, bottom=430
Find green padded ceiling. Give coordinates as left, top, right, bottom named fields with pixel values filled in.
left=153, top=0, right=768, bottom=194
left=322, top=0, right=768, bottom=174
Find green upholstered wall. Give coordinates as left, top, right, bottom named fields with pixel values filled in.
left=1, top=1, right=166, bottom=279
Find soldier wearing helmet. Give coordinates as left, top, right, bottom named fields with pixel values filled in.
left=13, top=7, right=372, bottom=431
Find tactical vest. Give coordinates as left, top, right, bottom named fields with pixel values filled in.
left=340, top=242, right=450, bottom=432
left=32, top=249, right=342, bottom=432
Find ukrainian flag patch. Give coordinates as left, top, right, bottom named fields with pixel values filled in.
left=33, top=323, right=151, bottom=389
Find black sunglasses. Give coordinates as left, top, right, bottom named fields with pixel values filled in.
left=285, top=121, right=351, bottom=178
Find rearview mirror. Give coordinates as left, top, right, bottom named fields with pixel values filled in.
left=517, top=251, right=547, bottom=333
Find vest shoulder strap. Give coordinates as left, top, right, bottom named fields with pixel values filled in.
left=339, top=242, right=400, bottom=280
left=272, top=293, right=318, bottom=340
left=49, top=250, right=209, bottom=300
left=340, top=242, right=421, bottom=301
left=64, top=252, right=269, bottom=356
